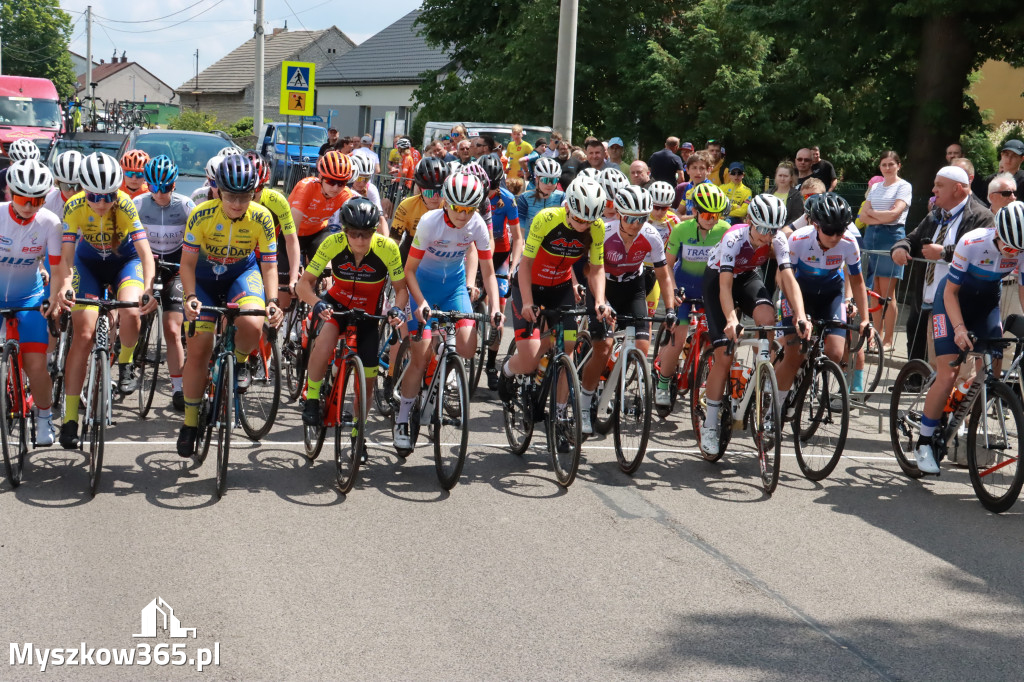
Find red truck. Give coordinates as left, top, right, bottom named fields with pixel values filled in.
left=0, top=75, right=64, bottom=164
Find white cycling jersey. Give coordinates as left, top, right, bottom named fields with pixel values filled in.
left=134, top=192, right=195, bottom=257
left=43, top=187, right=72, bottom=225
left=787, top=225, right=861, bottom=288
left=708, top=223, right=791, bottom=274
left=0, top=204, right=61, bottom=302
left=948, top=227, right=1024, bottom=288
left=408, top=209, right=492, bottom=284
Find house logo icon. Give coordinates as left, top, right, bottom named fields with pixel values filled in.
left=133, top=597, right=197, bottom=639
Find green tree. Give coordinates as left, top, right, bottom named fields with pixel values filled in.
left=0, top=0, right=76, bottom=99
left=167, top=109, right=221, bottom=132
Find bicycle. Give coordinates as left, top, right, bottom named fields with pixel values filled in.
left=281, top=290, right=312, bottom=403
left=187, top=305, right=267, bottom=499
left=237, top=321, right=282, bottom=441
left=843, top=291, right=888, bottom=395
left=389, top=309, right=483, bottom=490
left=692, top=325, right=791, bottom=495
left=302, top=307, right=384, bottom=493
left=890, top=329, right=1024, bottom=513
left=577, top=312, right=670, bottom=474
left=501, top=305, right=586, bottom=487
left=131, top=259, right=179, bottom=419
left=372, top=322, right=401, bottom=418
left=468, top=273, right=509, bottom=396
left=652, top=294, right=710, bottom=421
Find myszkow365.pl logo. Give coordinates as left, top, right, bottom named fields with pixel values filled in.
left=10, top=597, right=221, bottom=672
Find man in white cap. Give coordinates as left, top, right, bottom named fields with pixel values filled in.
left=607, top=137, right=629, bottom=175
left=351, top=134, right=381, bottom=174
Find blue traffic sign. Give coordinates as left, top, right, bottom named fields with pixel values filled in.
left=286, top=66, right=310, bottom=91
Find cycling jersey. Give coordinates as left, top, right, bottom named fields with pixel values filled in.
left=190, top=185, right=215, bottom=205
left=391, top=195, right=431, bottom=242
left=601, top=219, right=666, bottom=282
left=288, top=176, right=356, bottom=237
left=667, top=218, right=730, bottom=284
left=257, top=187, right=296, bottom=237
left=133, top=192, right=195, bottom=260
left=489, top=187, right=520, bottom=252
left=408, top=209, right=492, bottom=284
left=721, top=182, right=752, bottom=221
left=676, top=178, right=712, bottom=215
left=708, top=223, right=792, bottom=274
left=520, top=207, right=604, bottom=287
left=516, top=189, right=565, bottom=241
left=120, top=181, right=149, bottom=199
left=649, top=209, right=682, bottom=245
left=948, top=227, right=1024, bottom=289
left=0, top=204, right=61, bottom=302
left=62, top=190, right=147, bottom=263
left=43, top=187, right=72, bottom=223
left=182, top=200, right=277, bottom=280
left=306, top=231, right=404, bottom=311
left=787, top=225, right=861, bottom=293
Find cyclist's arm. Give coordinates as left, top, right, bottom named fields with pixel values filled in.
left=134, top=238, right=156, bottom=299
left=655, top=264, right=675, bottom=310
left=587, top=264, right=607, bottom=310
left=391, top=276, right=410, bottom=313
left=180, top=248, right=199, bottom=319
left=518, top=256, right=536, bottom=309
left=57, top=242, right=76, bottom=302
left=296, top=270, right=321, bottom=308
left=284, top=231, right=300, bottom=287
left=290, top=207, right=306, bottom=233
left=377, top=215, right=388, bottom=236
left=464, top=244, right=479, bottom=289
left=849, top=270, right=870, bottom=327
left=403, top=254, right=427, bottom=311
left=509, top=218, right=524, bottom=271
left=479, top=252, right=500, bottom=316
left=777, top=267, right=808, bottom=329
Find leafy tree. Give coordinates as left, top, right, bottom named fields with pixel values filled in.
left=226, top=116, right=254, bottom=138
left=0, top=0, right=77, bottom=100
left=167, top=109, right=221, bottom=133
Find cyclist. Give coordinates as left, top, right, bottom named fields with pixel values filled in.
left=1, top=161, right=65, bottom=445
left=245, top=151, right=300, bottom=312
left=774, top=193, right=871, bottom=409
left=177, top=155, right=283, bottom=457
left=497, top=176, right=612, bottom=401
left=647, top=181, right=683, bottom=246
left=391, top=157, right=449, bottom=263
left=191, top=157, right=222, bottom=205
left=654, top=183, right=731, bottom=407
left=393, top=172, right=502, bottom=451
left=598, top=167, right=629, bottom=222
left=697, top=193, right=810, bottom=456
left=133, top=155, right=196, bottom=411
left=580, top=185, right=675, bottom=434
left=57, top=152, right=158, bottom=449
left=120, top=149, right=150, bottom=199
left=288, top=150, right=356, bottom=261
left=912, top=202, right=1024, bottom=475
left=516, top=157, right=565, bottom=241
left=298, top=198, right=409, bottom=451
left=1, top=139, right=42, bottom=200
left=349, top=153, right=384, bottom=213
left=45, top=150, right=83, bottom=218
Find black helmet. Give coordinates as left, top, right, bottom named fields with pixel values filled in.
left=414, top=157, right=450, bottom=190
left=807, top=192, right=852, bottom=236
left=215, top=154, right=257, bottom=194
left=340, top=197, right=381, bottom=232
left=478, top=154, right=504, bottom=191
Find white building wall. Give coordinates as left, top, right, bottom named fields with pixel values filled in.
left=95, top=66, right=176, bottom=104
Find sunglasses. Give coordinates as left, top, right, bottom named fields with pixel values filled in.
left=356, top=174, right=371, bottom=181
left=730, top=170, right=744, bottom=176
left=58, top=181, right=80, bottom=193
left=448, top=204, right=477, bottom=214
left=345, top=229, right=373, bottom=240
left=568, top=214, right=595, bottom=227
left=538, top=176, right=559, bottom=184
left=421, top=189, right=440, bottom=198
left=322, top=177, right=347, bottom=187
left=86, top=192, right=117, bottom=203
left=151, top=184, right=174, bottom=194
left=993, top=190, right=1017, bottom=198
left=1002, top=243, right=1022, bottom=255
left=220, top=192, right=253, bottom=205
left=124, top=171, right=144, bottom=178
left=208, top=179, right=218, bottom=189
left=815, top=223, right=845, bottom=237
left=652, top=205, right=669, bottom=211
left=11, top=194, right=45, bottom=207
left=698, top=211, right=719, bottom=221
left=621, top=214, right=646, bottom=225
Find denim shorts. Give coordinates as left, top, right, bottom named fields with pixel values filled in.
left=863, top=224, right=905, bottom=284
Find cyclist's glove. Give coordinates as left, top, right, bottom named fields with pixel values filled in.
left=312, top=300, right=332, bottom=319
left=388, top=306, right=407, bottom=323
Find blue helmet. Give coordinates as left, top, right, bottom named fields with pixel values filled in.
left=144, top=154, right=178, bottom=190
left=215, top=154, right=257, bottom=194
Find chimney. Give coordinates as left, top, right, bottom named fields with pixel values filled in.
left=121, top=50, right=127, bottom=63
left=272, top=27, right=284, bottom=36
left=99, top=59, right=105, bottom=64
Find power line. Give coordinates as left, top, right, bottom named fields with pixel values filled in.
left=94, top=0, right=229, bottom=34
left=91, top=0, right=211, bottom=24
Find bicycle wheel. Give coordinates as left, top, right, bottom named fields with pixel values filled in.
left=434, top=355, right=469, bottom=490
left=0, top=346, right=27, bottom=487
left=546, top=354, right=583, bottom=487
left=613, top=348, right=652, bottom=475
left=135, top=312, right=161, bottom=418
left=967, top=381, right=1024, bottom=513
left=50, top=322, right=72, bottom=416
left=302, top=369, right=331, bottom=461
left=751, top=361, right=782, bottom=495
left=889, top=358, right=933, bottom=479
left=373, top=322, right=397, bottom=418
left=335, top=357, right=366, bottom=494
left=692, top=346, right=729, bottom=462
left=239, top=327, right=281, bottom=441
left=86, top=351, right=108, bottom=497
left=793, top=359, right=848, bottom=481
left=194, top=374, right=214, bottom=467
left=468, top=299, right=487, bottom=397
left=214, top=359, right=233, bottom=499
left=282, top=303, right=309, bottom=402
left=846, top=326, right=884, bottom=396
left=574, top=330, right=592, bottom=370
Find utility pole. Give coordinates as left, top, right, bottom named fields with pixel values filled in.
left=253, top=0, right=265, bottom=139
left=194, top=49, right=199, bottom=110
left=552, top=0, right=579, bottom=144
left=86, top=6, right=94, bottom=128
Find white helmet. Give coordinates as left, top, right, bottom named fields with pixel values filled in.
left=446, top=160, right=462, bottom=175
left=205, top=156, right=224, bottom=180
left=565, top=176, right=606, bottom=222
left=533, top=156, right=562, bottom=179
left=6, top=159, right=52, bottom=198
left=79, top=152, right=123, bottom=194
left=747, top=193, right=788, bottom=234
left=614, top=185, right=653, bottom=217
left=442, top=172, right=485, bottom=207
left=598, top=167, right=629, bottom=200
left=997, top=201, right=1024, bottom=250
left=217, top=146, right=242, bottom=157
left=576, top=167, right=601, bottom=182
left=52, top=150, right=84, bottom=184
left=350, top=153, right=374, bottom=178
left=7, top=138, right=40, bottom=162
left=648, top=181, right=675, bottom=208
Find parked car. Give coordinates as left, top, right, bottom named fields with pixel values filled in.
left=258, top=121, right=328, bottom=187
left=0, top=75, right=64, bottom=166
left=119, top=128, right=240, bottom=197
left=45, top=131, right=127, bottom=167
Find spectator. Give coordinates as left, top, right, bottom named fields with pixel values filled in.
left=556, top=141, right=575, bottom=189
left=351, top=134, right=381, bottom=174
left=706, top=139, right=728, bottom=185
left=948, top=157, right=985, bottom=206
left=519, top=138, right=549, bottom=179
left=424, top=139, right=445, bottom=159
left=770, top=161, right=804, bottom=225
left=318, top=128, right=344, bottom=158
left=988, top=172, right=1018, bottom=213
left=861, top=150, right=912, bottom=350
left=505, top=124, right=533, bottom=179
left=471, top=134, right=498, bottom=161
left=571, top=137, right=614, bottom=178
left=794, top=148, right=815, bottom=189
left=809, top=145, right=838, bottom=191
left=628, top=160, right=651, bottom=187
left=721, top=162, right=752, bottom=224
left=996, top=139, right=1024, bottom=190
left=945, top=142, right=963, bottom=164
left=455, top=139, right=472, bottom=165
left=339, top=136, right=356, bottom=155
left=648, top=136, right=686, bottom=185
left=673, top=150, right=714, bottom=218
left=608, top=137, right=629, bottom=174
left=543, top=131, right=562, bottom=158
left=679, top=142, right=694, bottom=174
left=449, top=124, right=469, bottom=150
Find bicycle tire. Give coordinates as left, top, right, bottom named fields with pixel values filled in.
left=136, top=312, right=161, bottom=418
left=501, top=338, right=534, bottom=455
left=239, top=327, right=281, bottom=441
left=434, top=354, right=469, bottom=490
left=793, top=359, right=848, bottom=481
left=373, top=321, right=397, bottom=418
left=752, top=361, right=782, bottom=495
left=0, top=345, right=27, bottom=487
left=193, top=373, right=214, bottom=468
left=613, top=347, right=652, bottom=475
left=302, top=368, right=331, bottom=461
left=335, top=356, right=366, bottom=494
left=468, top=299, right=487, bottom=397
left=547, top=353, right=583, bottom=487
left=50, top=324, right=72, bottom=416
left=967, top=381, right=1024, bottom=513
left=214, top=358, right=233, bottom=499
left=87, top=351, right=108, bottom=497
left=282, top=303, right=309, bottom=402
left=889, top=358, right=933, bottom=479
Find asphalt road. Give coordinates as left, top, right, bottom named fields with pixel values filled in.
left=2, top=364, right=1023, bottom=681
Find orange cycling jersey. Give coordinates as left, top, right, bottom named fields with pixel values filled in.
left=121, top=181, right=149, bottom=199
left=288, top=176, right=356, bottom=237
left=305, top=231, right=404, bottom=311
left=520, top=207, right=604, bottom=286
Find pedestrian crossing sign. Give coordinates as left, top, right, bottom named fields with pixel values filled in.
left=280, top=61, right=315, bottom=116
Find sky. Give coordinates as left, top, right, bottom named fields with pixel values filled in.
left=61, top=0, right=424, bottom=89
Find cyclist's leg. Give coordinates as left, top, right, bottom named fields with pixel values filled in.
left=63, top=264, right=101, bottom=428
left=225, top=264, right=268, bottom=361
left=276, top=236, right=295, bottom=311
left=181, top=280, right=220, bottom=422
left=775, top=294, right=805, bottom=392
left=630, top=278, right=653, bottom=355
left=505, top=278, right=544, bottom=375
left=162, top=274, right=185, bottom=395
left=355, top=316, right=381, bottom=409
left=822, top=288, right=848, bottom=365
left=580, top=283, right=617, bottom=393
left=114, top=259, right=144, bottom=362
left=15, top=305, right=55, bottom=443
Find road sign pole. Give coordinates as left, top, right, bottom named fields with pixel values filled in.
left=284, top=114, right=289, bottom=189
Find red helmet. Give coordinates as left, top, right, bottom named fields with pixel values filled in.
left=245, top=150, right=269, bottom=187
left=317, top=151, right=353, bottom=183
left=120, top=149, right=150, bottom=173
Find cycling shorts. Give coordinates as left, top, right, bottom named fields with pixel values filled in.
left=159, top=274, right=184, bottom=314
left=407, top=270, right=473, bottom=335
left=319, top=291, right=382, bottom=378
left=780, top=284, right=846, bottom=338
left=509, top=278, right=576, bottom=342
left=72, top=257, right=144, bottom=311
left=644, top=267, right=659, bottom=316
left=588, top=278, right=650, bottom=342
left=703, top=268, right=772, bottom=347
left=192, top=262, right=266, bottom=334
left=2, top=292, right=48, bottom=354
left=931, top=277, right=1003, bottom=359
left=675, top=271, right=705, bottom=323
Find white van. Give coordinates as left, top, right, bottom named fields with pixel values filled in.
left=423, top=121, right=553, bottom=149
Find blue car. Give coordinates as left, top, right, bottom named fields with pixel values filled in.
left=258, top=121, right=328, bottom=187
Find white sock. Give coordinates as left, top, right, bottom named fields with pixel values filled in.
left=705, top=399, right=722, bottom=425
left=37, top=407, right=51, bottom=420
left=501, top=359, right=514, bottom=378
left=397, top=397, right=415, bottom=423
left=171, top=376, right=183, bottom=393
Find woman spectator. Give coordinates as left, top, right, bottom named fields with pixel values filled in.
left=770, top=161, right=804, bottom=224
left=859, top=151, right=912, bottom=350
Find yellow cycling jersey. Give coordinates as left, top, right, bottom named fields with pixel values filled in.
left=521, top=207, right=604, bottom=286
left=62, top=190, right=147, bottom=262
left=258, top=187, right=296, bottom=237
left=183, top=200, right=277, bottom=279
left=391, top=195, right=431, bottom=241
